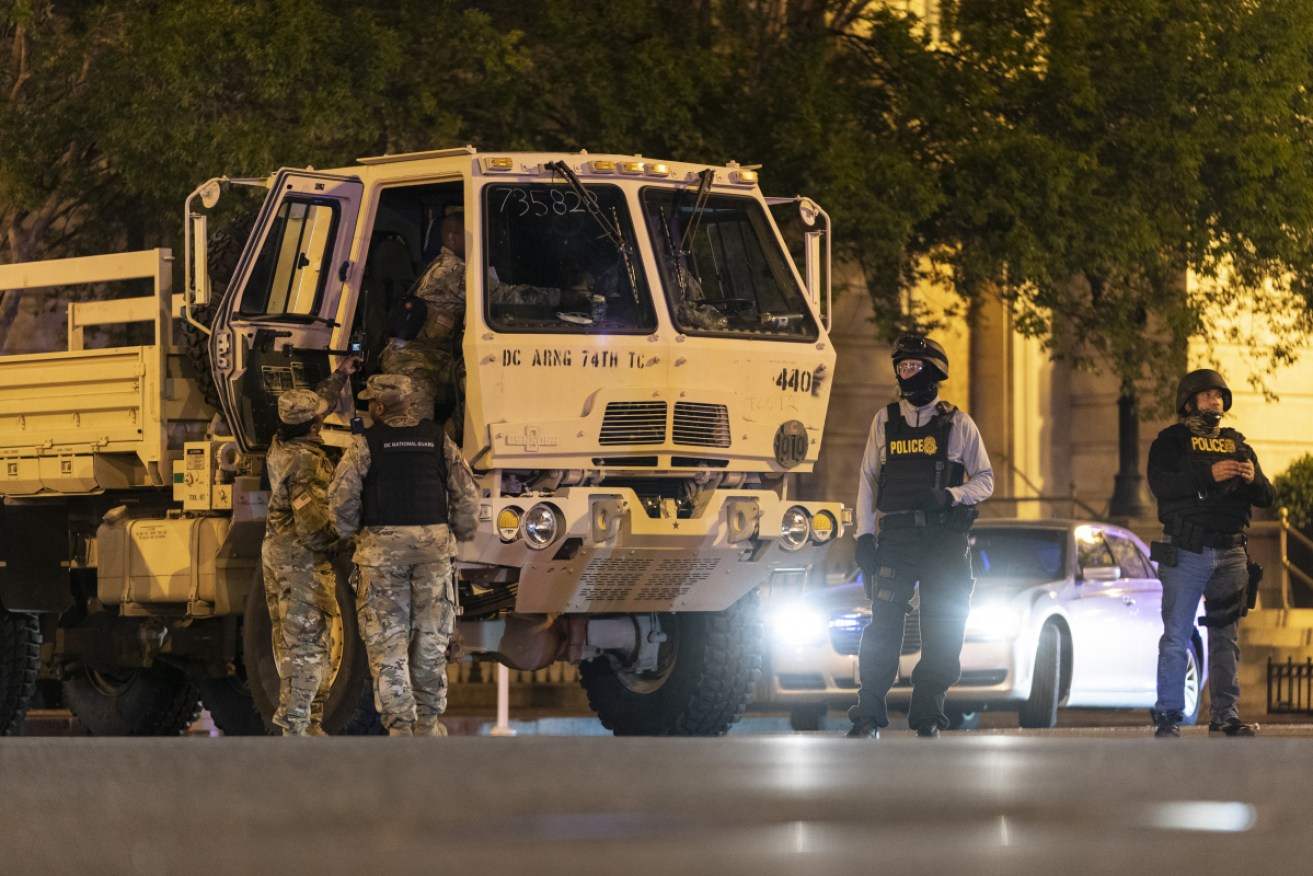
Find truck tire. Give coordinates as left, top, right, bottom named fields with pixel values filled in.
left=242, top=562, right=374, bottom=734
left=578, top=591, right=763, bottom=736
left=1018, top=623, right=1061, bottom=729
left=198, top=674, right=268, bottom=736
left=0, top=612, right=41, bottom=736
left=62, top=662, right=202, bottom=736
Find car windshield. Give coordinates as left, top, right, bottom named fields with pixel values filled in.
left=483, top=183, right=657, bottom=334
left=641, top=188, right=818, bottom=339
left=971, top=530, right=1067, bottom=580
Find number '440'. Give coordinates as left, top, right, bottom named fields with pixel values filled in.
left=774, top=368, right=812, bottom=393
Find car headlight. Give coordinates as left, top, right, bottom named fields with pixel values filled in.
left=779, top=506, right=811, bottom=551
left=522, top=503, right=563, bottom=550
left=964, top=602, right=1023, bottom=641
left=810, top=510, right=837, bottom=545
left=497, top=506, right=523, bottom=542
left=768, top=603, right=829, bottom=647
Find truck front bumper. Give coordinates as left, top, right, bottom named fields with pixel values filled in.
left=463, top=487, right=846, bottom=613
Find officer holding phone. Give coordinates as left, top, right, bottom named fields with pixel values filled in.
left=1148, top=369, right=1275, bottom=738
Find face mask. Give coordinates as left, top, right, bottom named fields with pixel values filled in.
left=1199, top=410, right=1223, bottom=429
left=897, top=370, right=938, bottom=406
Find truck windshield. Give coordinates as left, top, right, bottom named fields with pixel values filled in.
left=483, top=184, right=656, bottom=334
left=238, top=198, right=338, bottom=317
left=641, top=189, right=818, bottom=340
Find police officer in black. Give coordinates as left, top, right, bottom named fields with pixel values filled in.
left=847, top=335, right=994, bottom=738
left=1149, top=369, right=1274, bottom=738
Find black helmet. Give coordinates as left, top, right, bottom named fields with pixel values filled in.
left=388, top=295, right=428, bottom=341
left=1175, top=369, right=1232, bottom=416
left=892, top=333, right=949, bottom=382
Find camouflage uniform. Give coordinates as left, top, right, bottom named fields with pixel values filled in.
left=383, top=247, right=559, bottom=427
left=261, top=370, right=350, bottom=735
left=328, top=374, right=479, bottom=735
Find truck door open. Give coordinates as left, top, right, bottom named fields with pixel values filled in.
left=210, top=171, right=363, bottom=452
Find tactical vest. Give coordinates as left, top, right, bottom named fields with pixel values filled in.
left=877, top=402, right=965, bottom=513
left=361, top=420, right=449, bottom=526
left=1157, top=424, right=1253, bottom=537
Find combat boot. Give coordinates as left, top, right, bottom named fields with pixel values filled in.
left=845, top=717, right=880, bottom=739
left=1208, top=718, right=1257, bottom=737
left=388, top=724, right=414, bottom=737
left=915, top=724, right=941, bottom=739
left=416, top=720, right=448, bottom=737
left=305, top=722, right=327, bottom=737
left=1154, top=717, right=1181, bottom=738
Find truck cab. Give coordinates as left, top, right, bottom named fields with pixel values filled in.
left=0, top=147, right=845, bottom=737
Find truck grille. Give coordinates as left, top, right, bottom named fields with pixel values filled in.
left=672, top=402, right=731, bottom=448
left=575, top=556, right=720, bottom=603
left=599, top=401, right=667, bottom=445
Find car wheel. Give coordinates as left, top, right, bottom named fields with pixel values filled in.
left=1018, top=624, right=1061, bottom=729
left=1180, top=643, right=1203, bottom=727
left=789, top=704, right=828, bottom=732
left=944, top=705, right=981, bottom=731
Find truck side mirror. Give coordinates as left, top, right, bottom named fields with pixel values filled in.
left=191, top=214, right=211, bottom=306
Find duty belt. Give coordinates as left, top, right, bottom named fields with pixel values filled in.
left=879, top=510, right=949, bottom=530
left=1166, top=530, right=1246, bottom=552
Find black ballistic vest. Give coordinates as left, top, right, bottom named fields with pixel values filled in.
left=877, top=402, right=965, bottom=513
left=361, top=420, right=449, bottom=526
left=1157, top=424, right=1253, bottom=535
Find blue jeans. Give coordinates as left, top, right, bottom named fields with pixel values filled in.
left=1154, top=543, right=1246, bottom=722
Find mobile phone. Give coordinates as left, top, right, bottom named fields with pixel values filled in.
left=349, top=340, right=362, bottom=354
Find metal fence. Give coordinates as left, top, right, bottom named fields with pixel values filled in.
left=1267, top=657, right=1313, bottom=715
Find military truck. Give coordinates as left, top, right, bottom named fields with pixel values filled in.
left=0, top=147, right=845, bottom=736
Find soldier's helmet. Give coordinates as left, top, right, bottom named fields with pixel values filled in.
left=359, top=373, right=414, bottom=407
left=1175, top=369, right=1232, bottom=416
left=388, top=295, right=428, bottom=341
left=277, top=389, right=330, bottom=425
left=892, top=333, right=949, bottom=382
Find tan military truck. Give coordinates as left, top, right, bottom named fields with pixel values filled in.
left=0, top=148, right=845, bottom=736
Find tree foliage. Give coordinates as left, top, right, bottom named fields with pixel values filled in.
left=895, top=0, right=1313, bottom=407
left=3, top=0, right=1313, bottom=391
left=1274, top=454, right=1313, bottom=531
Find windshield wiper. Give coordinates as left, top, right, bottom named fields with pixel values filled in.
left=679, top=168, right=715, bottom=253
left=545, top=160, right=640, bottom=303
left=233, top=313, right=340, bottom=327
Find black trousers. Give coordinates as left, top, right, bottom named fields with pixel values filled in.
left=848, top=526, right=974, bottom=730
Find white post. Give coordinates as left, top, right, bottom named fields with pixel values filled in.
left=489, top=663, right=516, bottom=736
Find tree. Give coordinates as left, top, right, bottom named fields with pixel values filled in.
left=867, top=0, right=1313, bottom=514
left=0, top=1, right=523, bottom=349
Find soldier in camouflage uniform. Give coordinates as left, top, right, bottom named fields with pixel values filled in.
left=328, top=373, right=478, bottom=736
left=262, top=358, right=360, bottom=736
left=380, top=211, right=561, bottom=428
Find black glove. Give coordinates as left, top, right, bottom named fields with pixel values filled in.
left=855, top=533, right=878, bottom=574
left=918, top=487, right=952, bottom=510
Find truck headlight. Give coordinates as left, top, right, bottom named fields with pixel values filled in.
left=523, top=503, right=563, bottom=550
left=810, top=510, right=837, bottom=545
left=497, top=506, right=523, bottom=542
left=779, top=506, right=811, bottom=551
